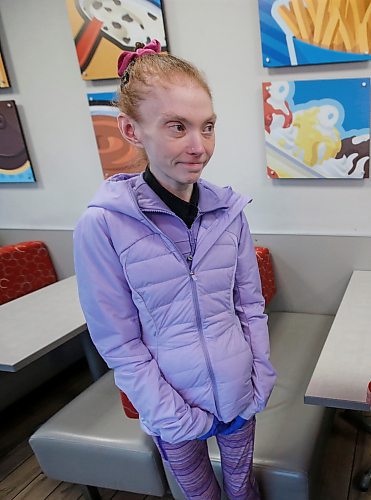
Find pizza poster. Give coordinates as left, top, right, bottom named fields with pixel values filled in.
left=263, top=78, right=370, bottom=179
left=258, top=0, right=371, bottom=67
left=66, top=0, right=168, bottom=80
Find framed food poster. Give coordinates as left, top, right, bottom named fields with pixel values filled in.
left=0, top=46, right=10, bottom=88
left=88, top=92, right=147, bottom=178
left=263, top=78, right=370, bottom=179
left=66, top=0, right=168, bottom=80
left=258, top=0, right=371, bottom=67
left=0, top=101, right=36, bottom=183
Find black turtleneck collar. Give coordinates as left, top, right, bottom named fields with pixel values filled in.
left=143, top=166, right=199, bottom=228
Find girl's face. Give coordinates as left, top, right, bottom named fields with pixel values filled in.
left=119, top=78, right=216, bottom=196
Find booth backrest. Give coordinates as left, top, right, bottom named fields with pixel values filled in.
left=0, top=241, right=57, bottom=305
left=120, top=246, right=276, bottom=419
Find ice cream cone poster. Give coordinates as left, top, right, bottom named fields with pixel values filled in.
left=0, top=101, right=36, bottom=183
left=0, top=46, right=10, bottom=88
left=88, top=92, right=147, bottom=178
left=263, top=78, right=370, bottom=179
left=258, top=0, right=371, bottom=67
left=66, top=0, right=167, bottom=80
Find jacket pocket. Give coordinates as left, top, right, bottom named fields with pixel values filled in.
left=234, top=317, right=254, bottom=367
left=235, top=316, right=247, bottom=343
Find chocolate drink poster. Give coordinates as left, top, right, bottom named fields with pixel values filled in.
left=263, top=78, right=370, bottom=179
left=88, top=92, right=147, bottom=178
left=258, top=0, right=371, bottom=67
left=66, top=0, right=168, bottom=80
left=0, top=101, right=36, bottom=183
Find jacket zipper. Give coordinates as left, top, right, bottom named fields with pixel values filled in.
left=189, top=271, right=221, bottom=414
left=137, top=206, right=221, bottom=414
left=187, top=228, right=195, bottom=263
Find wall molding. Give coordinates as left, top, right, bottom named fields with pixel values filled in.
left=2, top=227, right=371, bottom=238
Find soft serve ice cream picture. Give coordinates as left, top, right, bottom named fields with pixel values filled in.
left=262, top=78, right=370, bottom=179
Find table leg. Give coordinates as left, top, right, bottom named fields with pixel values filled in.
left=341, top=410, right=371, bottom=492
left=360, top=468, right=371, bottom=491
left=79, top=485, right=101, bottom=499
left=80, top=329, right=108, bottom=381
left=342, top=410, right=371, bottom=432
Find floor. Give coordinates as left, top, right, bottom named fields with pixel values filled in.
left=0, top=360, right=370, bottom=500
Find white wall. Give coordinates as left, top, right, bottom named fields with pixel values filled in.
left=1, top=0, right=371, bottom=236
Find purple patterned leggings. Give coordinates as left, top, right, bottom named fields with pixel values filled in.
left=153, top=416, right=260, bottom=500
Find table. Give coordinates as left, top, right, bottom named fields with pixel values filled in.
left=305, top=270, right=371, bottom=491
left=305, top=270, right=371, bottom=411
left=0, top=275, right=106, bottom=380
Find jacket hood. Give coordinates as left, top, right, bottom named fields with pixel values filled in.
left=88, top=172, right=251, bottom=219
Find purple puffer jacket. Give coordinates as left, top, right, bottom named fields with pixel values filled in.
left=74, top=173, right=276, bottom=444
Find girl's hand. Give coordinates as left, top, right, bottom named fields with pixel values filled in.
left=218, top=416, right=247, bottom=436
left=198, top=415, right=247, bottom=439
left=198, top=416, right=228, bottom=440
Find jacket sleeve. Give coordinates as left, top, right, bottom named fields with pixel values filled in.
left=233, top=212, right=277, bottom=414
left=73, top=208, right=213, bottom=444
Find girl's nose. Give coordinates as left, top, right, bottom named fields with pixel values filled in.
left=187, top=133, right=205, bottom=155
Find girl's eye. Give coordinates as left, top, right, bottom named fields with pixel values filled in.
left=204, top=123, right=215, bottom=134
left=169, top=123, right=185, bottom=133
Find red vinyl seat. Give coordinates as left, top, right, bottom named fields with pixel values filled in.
left=255, top=246, right=276, bottom=307
left=0, top=241, right=57, bottom=305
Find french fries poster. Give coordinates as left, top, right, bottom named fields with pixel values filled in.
left=263, top=78, right=370, bottom=179
left=66, top=0, right=167, bottom=80
left=88, top=92, right=147, bottom=178
left=259, top=0, right=371, bottom=67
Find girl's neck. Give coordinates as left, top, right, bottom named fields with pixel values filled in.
left=149, top=168, right=194, bottom=202
left=163, top=184, right=193, bottom=203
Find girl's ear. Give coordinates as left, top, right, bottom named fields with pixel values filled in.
left=117, top=114, right=144, bottom=148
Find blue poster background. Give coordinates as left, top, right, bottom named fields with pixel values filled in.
left=291, top=78, right=370, bottom=134
left=259, top=0, right=291, bottom=66
left=258, top=0, right=371, bottom=67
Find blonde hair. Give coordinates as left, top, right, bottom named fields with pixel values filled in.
left=116, top=50, right=212, bottom=122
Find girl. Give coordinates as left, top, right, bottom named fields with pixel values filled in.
left=74, top=39, right=276, bottom=500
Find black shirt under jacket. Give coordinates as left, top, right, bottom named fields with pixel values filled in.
left=143, top=166, right=199, bottom=229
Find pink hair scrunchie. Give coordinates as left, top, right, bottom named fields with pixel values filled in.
left=117, top=39, right=162, bottom=77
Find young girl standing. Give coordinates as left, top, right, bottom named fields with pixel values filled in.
left=74, top=40, right=276, bottom=500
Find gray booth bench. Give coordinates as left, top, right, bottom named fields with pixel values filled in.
left=30, top=310, right=334, bottom=500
